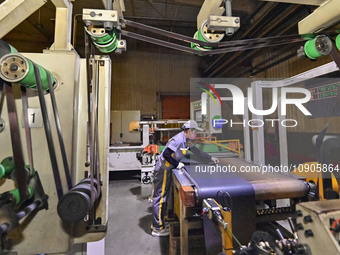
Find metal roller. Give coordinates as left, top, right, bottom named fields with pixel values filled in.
left=0, top=53, right=54, bottom=90
left=57, top=178, right=100, bottom=222
left=304, top=35, right=333, bottom=60
left=198, top=19, right=224, bottom=43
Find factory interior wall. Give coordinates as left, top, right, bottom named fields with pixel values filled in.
left=110, top=50, right=200, bottom=118
left=161, top=95, right=190, bottom=119
left=242, top=51, right=340, bottom=166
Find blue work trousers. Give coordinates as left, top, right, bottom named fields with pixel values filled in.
left=152, top=162, right=173, bottom=230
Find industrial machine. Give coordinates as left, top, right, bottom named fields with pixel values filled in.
left=0, top=0, right=340, bottom=254
left=0, top=1, right=115, bottom=254
left=109, top=120, right=187, bottom=182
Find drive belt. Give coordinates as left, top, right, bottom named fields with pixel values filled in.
left=85, top=31, right=97, bottom=208
left=123, top=19, right=307, bottom=48
left=46, top=72, right=72, bottom=190
left=121, top=30, right=306, bottom=56
left=33, top=63, right=63, bottom=199
left=5, top=84, right=29, bottom=201
left=21, top=88, right=34, bottom=176
left=93, top=59, right=101, bottom=196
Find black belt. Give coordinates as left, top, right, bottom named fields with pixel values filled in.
left=33, top=63, right=64, bottom=199
left=5, top=84, right=29, bottom=202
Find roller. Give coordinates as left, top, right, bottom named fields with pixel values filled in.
left=0, top=157, right=36, bottom=180
left=0, top=53, right=54, bottom=90
left=304, top=35, right=332, bottom=60
left=336, top=34, right=340, bottom=51
left=9, top=186, right=34, bottom=204
left=57, top=178, right=100, bottom=222
left=87, top=27, right=118, bottom=53
left=191, top=20, right=224, bottom=52
left=0, top=157, right=15, bottom=179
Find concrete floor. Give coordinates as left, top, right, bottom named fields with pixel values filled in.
left=106, top=171, right=169, bottom=255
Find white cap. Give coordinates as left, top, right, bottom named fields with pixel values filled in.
left=182, top=120, right=203, bottom=131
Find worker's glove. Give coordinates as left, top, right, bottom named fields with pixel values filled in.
left=211, top=157, right=220, bottom=164
left=177, top=162, right=185, bottom=169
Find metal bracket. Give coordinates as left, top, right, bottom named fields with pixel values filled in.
left=207, top=15, right=240, bottom=32
left=83, top=9, right=119, bottom=28
left=115, top=40, right=127, bottom=54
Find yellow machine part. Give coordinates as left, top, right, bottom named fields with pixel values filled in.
left=292, top=162, right=339, bottom=200
left=218, top=203, right=233, bottom=255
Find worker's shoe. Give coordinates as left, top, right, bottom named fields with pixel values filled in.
left=151, top=227, right=169, bottom=237
left=151, top=222, right=169, bottom=230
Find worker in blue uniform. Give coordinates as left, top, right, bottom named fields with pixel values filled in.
left=151, top=120, right=219, bottom=236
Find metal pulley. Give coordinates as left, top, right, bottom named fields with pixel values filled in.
left=304, top=35, right=333, bottom=60
left=191, top=20, right=224, bottom=52
left=0, top=53, right=55, bottom=90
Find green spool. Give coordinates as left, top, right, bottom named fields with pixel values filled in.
left=87, top=28, right=118, bottom=53
left=93, top=35, right=118, bottom=53
left=336, top=34, right=340, bottom=51
left=190, top=31, right=211, bottom=52
left=304, top=38, right=321, bottom=60
left=0, top=53, right=54, bottom=90
left=19, top=58, right=54, bottom=90
left=9, top=186, right=34, bottom=204
left=304, top=35, right=332, bottom=60
left=0, top=157, right=35, bottom=179
left=90, top=31, right=115, bottom=44
left=0, top=157, right=15, bottom=178
left=9, top=45, right=18, bottom=54
left=0, top=165, right=5, bottom=179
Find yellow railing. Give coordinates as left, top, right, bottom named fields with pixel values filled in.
left=201, top=138, right=242, bottom=158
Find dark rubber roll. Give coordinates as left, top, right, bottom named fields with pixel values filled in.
left=57, top=178, right=99, bottom=222
left=57, top=190, right=91, bottom=222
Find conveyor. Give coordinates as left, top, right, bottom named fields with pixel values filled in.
left=180, top=157, right=309, bottom=201
left=173, top=157, right=310, bottom=253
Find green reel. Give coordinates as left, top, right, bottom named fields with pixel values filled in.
left=304, top=35, right=332, bottom=60
left=336, top=34, right=340, bottom=52
left=9, top=186, right=34, bottom=204
left=87, top=27, right=118, bottom=53
left=0, top=157, right=36, bottom=179
left=0, top=53, right=54, bottom=90
left=0, top=157, right=15, bottom=179
left=191, top=20, right=224, bottom=52
left=191, top=31, right=211, bottom=52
